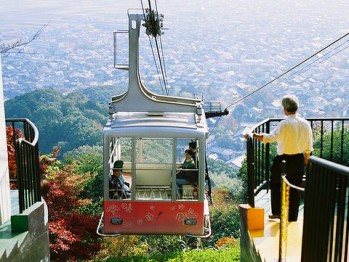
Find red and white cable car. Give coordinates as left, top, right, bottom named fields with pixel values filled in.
left=97, top=8, right=213, bottom=237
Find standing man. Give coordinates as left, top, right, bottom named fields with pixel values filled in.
left=250, top=94, right=313, bottom=221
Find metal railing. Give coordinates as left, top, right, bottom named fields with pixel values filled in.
left=246, top=117, right=349, bottom=261
left=203, top=101, right=229, bottom=119
left=6, top=118, right=41, bottom=213
left=301, top=156, right=349, bottom=262
left=246, top=117, right=349, bottom=207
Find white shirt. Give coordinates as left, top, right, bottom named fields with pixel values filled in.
left=262, top=114, right=313, bottom=155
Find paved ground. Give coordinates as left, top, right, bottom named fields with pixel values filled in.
left=255, top=189, right=304, bottom=220
left=252, top=189, right=304, bottom=261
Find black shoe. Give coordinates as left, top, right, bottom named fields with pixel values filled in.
left=269, top=214, right=280, bottom=219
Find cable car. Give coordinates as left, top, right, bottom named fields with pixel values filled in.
left=97, top=8, right=216, bottom=237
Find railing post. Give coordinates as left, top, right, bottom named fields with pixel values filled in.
left=246, top=136, right=255, bottom=207
left=15, top=139, right=24, bottom=213
left=265, top=121, right=271, bottom=190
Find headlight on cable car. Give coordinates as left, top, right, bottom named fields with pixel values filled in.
left=111, top=218, right=123, bottom=225
left=184, top=219, right=197, bottom=225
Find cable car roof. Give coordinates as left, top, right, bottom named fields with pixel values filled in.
left=105, top=111, right=207, bottom=131
left=105, top=11, right=208, bottom=138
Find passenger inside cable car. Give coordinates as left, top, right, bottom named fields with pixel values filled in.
left=176, top=149, right=198, bottom=199
left=105, top=136, right=201, bottom=201
left=189, top=141, right=198, bottom=164
left=109, top=160, right=131, bottom=199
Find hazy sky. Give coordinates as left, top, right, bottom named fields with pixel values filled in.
left=1, top=0, right=348, bottom=37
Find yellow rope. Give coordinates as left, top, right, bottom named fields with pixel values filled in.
left=279, top=178, right=290, bottom=261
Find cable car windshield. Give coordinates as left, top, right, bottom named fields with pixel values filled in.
left=105, top=137, right=200, bottom=201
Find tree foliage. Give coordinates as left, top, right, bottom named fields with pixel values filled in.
left=312, top=126, right=349, bottom=166
left=6, top=126, right=23, bottom=188
left=64, top=145, right=104, bottom=200
left=40, top=156, right=101, bottom=260
left=207, top=189, right=241, bottom=245
left=4, top=88, right=107, bottom=154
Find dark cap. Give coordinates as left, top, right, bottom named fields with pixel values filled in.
left=113, top=160, right=124, bottom=169
left=185, top=149, right=194, bottom=156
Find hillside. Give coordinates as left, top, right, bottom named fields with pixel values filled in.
left=4, top=87, right=117, bottom=154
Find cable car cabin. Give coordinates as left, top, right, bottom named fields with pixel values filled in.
left=102, top=112, right=209, bottom=236
left=97, top=9, right=212, bottom=237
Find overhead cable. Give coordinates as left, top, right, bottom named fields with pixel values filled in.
left=140, top=0, right=169, bottom=95
left=225, top=32, right=349, bottom=110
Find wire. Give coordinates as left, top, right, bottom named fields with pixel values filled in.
left=159, top=35, right=169, bottom=92
left=140, top=0, right=169, bottom=95
left=285, top=39, right=349, bottom=82
left=208, top=116, right=223, bottom=135
left=154, top=0, right=169, bottom=89
left=154, top=37, right=169, bottom=95
left=140, top=0, right=145, bottom=14
left=152, top=0, right=169, bottom=95
left=148, top=35, right=166, bottom=94
left=224, top=32, right=349, bottom=110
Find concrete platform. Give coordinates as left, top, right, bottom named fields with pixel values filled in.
left=251, top=190, right=304, bottom=261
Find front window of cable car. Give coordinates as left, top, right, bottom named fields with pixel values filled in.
left=106, top=137, right=200, bottom=201
left=135, top=138, right=173, bottom=200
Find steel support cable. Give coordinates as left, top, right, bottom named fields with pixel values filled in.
left=154, top=36, right=169, bottom=95
left=209, top=33, right=349, bottom=136
left=148, top=36, right=166, bottom=94
left=140, top=0, right=166, bottom=94
left=278, top=39, right=349, bottom=85
left=140, top=0, right=168, bottom=95
left=224, top=32, right=349, bottom=110
left=207, top=116, right=223, bottom=135
left=152, top=0, right=169, bottom=94
left=260, top=40, right=349, bottom=94
left=148, top=0, right=152, bottom=10
left=140, top=0, right=145, bottom=15
left=158, top=29, right=169, bottom=94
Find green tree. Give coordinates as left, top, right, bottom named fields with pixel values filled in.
left=312, top=127, right=349, bottom=166
left=5, top=88, right=107, bottom=154
left=64, top=145, right=104, bottom=200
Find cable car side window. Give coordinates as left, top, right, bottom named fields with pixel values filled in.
left=107, top=137, right=132, bottom=200
left=176, top=139, right=199, bottom=167
left=134, top=138, right=173, bottom=200
left=176, top=139, right=199, bottom=200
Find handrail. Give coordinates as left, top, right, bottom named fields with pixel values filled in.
left=5, top=118, right=41, bottom=213
left=281, top=176, right=305, bottom=192
left=6, top=118, right=39, bottom=146
left=301, top=156, right=349, bottom=261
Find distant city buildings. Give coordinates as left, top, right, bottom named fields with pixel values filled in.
left=1, top=0, right=349, bottom=166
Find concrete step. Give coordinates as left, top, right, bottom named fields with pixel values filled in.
left=0, top=222, right=28, bottom=261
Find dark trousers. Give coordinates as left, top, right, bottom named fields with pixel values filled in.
left=270, top=153, right=304, bottom=221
